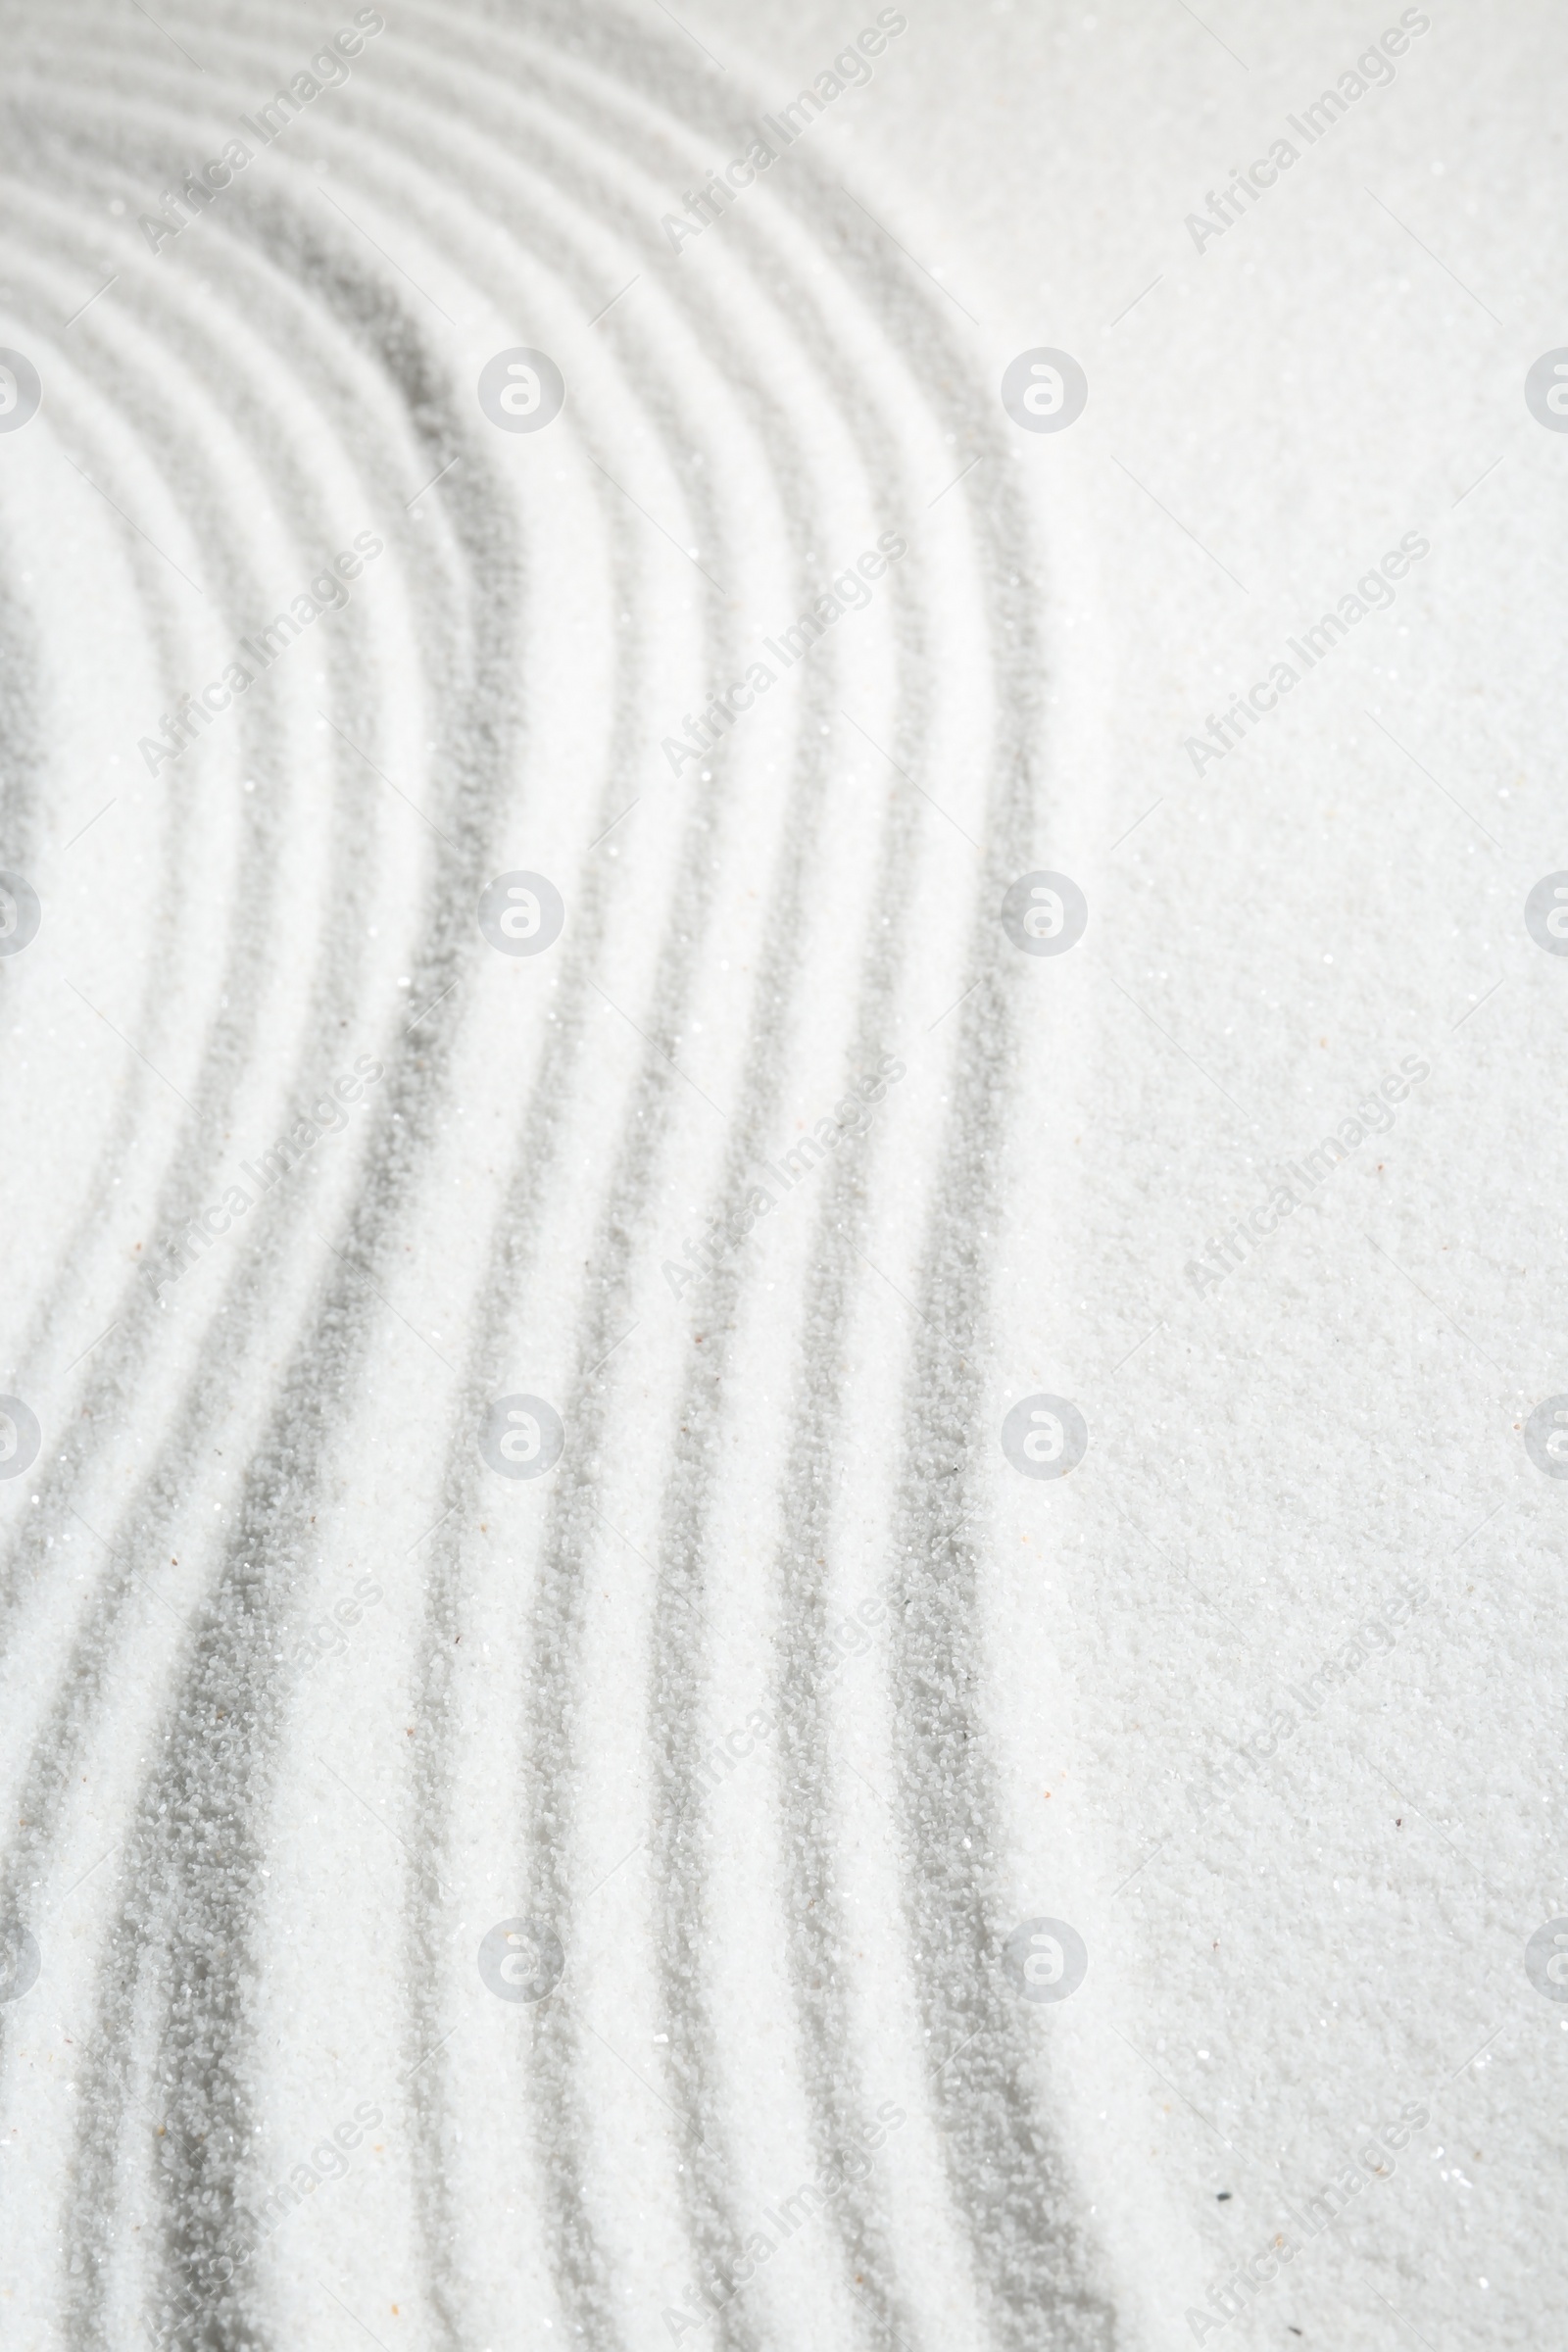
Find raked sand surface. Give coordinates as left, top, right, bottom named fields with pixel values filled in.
left=0, top=3, right=1564, bottom=2348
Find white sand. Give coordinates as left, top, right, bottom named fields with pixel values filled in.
left=0, top=4, right=1560, bottom=2348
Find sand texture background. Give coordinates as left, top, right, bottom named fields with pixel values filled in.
left=0, top=3, right=1562, bottom=2347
